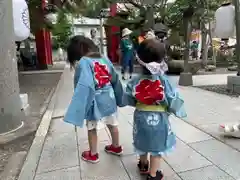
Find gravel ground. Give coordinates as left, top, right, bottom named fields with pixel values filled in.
left=0, top=72, right=62, bottom=174
left=195, top=84, right=240, bottom=97
left=0, top=134, right=35, bottom=173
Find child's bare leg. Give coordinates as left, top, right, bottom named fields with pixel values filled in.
left=81, top=122, right=99, bottom=163
left=106, top=125, right=119, bottom=147
left=105, top=125, right=123, bottom=155
left=138, top=153, right=149, bottom=174
left=140, top=153, right=148, bottom=164
left=149, top=155, right=161, bottom=177
left=88, top=129, right=98, bottom=154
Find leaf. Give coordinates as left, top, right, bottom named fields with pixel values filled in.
left=51, top=10, right=73, bottom=49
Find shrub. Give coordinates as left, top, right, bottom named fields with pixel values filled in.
left=169, top=48, right=183, bottom=60
left=51, top=10, right=72, bottom=50
left=167, top=60, right=184, bottom=74
left=167, top=60, right=201, bottom=74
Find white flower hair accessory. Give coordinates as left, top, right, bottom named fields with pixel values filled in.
left=136, top=55, right=168, bottom=75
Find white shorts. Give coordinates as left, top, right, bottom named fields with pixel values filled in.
left=86, top=113, right=118, bottom=130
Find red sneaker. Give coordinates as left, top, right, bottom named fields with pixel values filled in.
left=104, top=145, right=123, bottom=155
left=81, top=150, right=99, bottom=163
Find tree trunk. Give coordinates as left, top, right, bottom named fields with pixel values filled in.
left=183, top=17, right=192, bottom=72
left=201, top=31, right=209, bottom=67
left=145, top=6, right=155, bottom=30
left=201, top=28, right=208, bottom=66
left=178, top=16, right=193, bottom=86
left=0, top=0, right=25, bottom=134
left=208, top=22, right=216, bottom=66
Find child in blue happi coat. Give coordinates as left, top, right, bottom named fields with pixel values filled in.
left=125, top=39, right=187, bottom=180
left=64, top=35, right=125, bottom=163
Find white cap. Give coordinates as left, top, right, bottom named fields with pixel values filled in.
left=122, top=28, right=132, bottom=37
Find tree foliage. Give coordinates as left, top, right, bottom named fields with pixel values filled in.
left=80, top=0, right=110, bottom=18
left=51, top=10, right=73, bottom=49
left=164, top=0, right=204, bottom=31
left=27, top=0, right=84, bottom=32
left=103, top=0, right=169, bottom=32
left=165, top=0, right=226, bottom=31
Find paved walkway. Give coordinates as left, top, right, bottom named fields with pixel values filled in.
left=28, top=68, right=240, bottom=180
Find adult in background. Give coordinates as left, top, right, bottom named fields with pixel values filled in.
left=190, top=40, right=199, bottom=60
left=120, top=28, right=134, bottom=80
left=155, top=30, right=171, bottom=57
left=154, top=30, right=169, bottom=73
left=145, top=30, right=156, bottom=40
left=90, top=28, right=100, bottom=48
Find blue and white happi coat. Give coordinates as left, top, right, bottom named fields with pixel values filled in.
left=64, top=56, right=125, bottom=127
left=125, top=74, right=187, bottom=155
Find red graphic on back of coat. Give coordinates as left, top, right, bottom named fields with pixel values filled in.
left=135, top=79, right=164, bottom=105
left=93, top=62, right=112, bottom=88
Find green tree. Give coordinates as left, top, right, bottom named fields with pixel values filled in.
left=51, top=10, right=73, bottom=49
left=164, top=0, right=227, bottom=85
left=27, top=0, right=84, bottom=32
left=80, top=0, right=109, bottom=18
left=103, top=0, right=170, bottom=35
left=166, top=0, right=226, bottom=65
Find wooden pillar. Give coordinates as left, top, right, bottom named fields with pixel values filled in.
left=45, top=31, right=53, bottom=65
left=35, top=0, right=53, bottom=69
left=109, top=4, right=120, bottom=63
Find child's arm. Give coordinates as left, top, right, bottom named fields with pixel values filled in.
left=73, top=66, right=79, bottom=89
left=125, top=80, right=137, bottom=107
left=111, top=67, right=126, bottom=107
left=119, top=39, right=124, bottom=52
left=64, top=60, right=95, bottom=127
left=162, top=76, right=187, bottom=118
left=101, top=57, right=126, bottom=107
left=120, top=39, right=128, bottom=52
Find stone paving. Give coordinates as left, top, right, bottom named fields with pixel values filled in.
left=33, top=69, right=240, bottom=180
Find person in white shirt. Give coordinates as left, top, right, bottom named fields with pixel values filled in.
left=90, top=29, right=100, bottom=48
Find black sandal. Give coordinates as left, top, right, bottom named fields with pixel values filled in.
left=137, top=160, right=149, bottom=174
left=146, top=171, right=164, bottom=180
